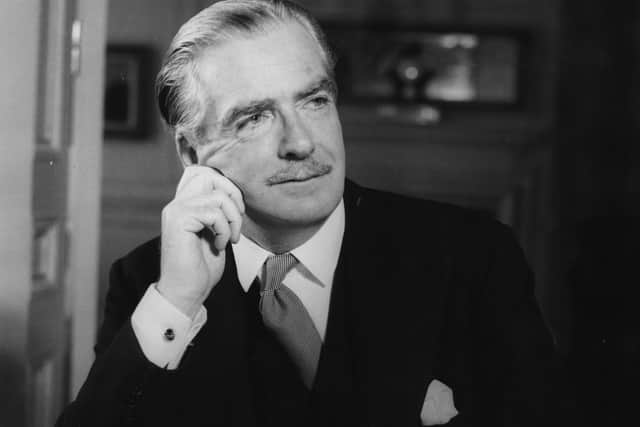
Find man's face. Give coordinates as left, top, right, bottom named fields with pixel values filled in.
left=187, top=21, right=345, bottom=232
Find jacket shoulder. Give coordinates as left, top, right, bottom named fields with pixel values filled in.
left=350, top=182, right=511, bottom=245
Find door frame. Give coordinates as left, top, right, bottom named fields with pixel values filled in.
left=66, top=0, right=108, bottom=397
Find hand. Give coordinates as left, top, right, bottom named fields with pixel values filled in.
left=157, top=166, right=245, bottom=318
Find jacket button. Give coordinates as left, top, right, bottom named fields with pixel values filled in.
left=163, top=328, right=175, bottom=341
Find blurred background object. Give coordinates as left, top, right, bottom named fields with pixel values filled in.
left=325, top=25, right=523, bottom=106
left=103, top=45, right=152, bottom=138
left=1, top=0, right=638, bottom=426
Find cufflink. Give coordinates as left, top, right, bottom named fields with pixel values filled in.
left=163, top=328, right=175, bottom=341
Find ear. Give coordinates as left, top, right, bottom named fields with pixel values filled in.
left=175, top=131, right=198, bottom=167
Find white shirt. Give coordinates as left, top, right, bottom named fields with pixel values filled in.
left=131, top=200, right=345, bottom=369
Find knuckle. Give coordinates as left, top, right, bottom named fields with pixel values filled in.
left=219, top=228, right=231, bottom=239
left=210, top=189, right=226, bottom=200
left=165, top=199, right=185, bottom=214
left=177, top=217, right=192, bottom=230
left=209, top=209, right=222, bottom=222
left=212, top=214, right=229, bottom=228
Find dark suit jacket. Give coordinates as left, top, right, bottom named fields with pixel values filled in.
left=57, top=180, right=568, bottom=426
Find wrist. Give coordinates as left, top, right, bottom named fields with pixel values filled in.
left=155, top=280, right=202, bottom=319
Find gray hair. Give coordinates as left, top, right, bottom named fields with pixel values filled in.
left=155, top=0, right=336, bottom=142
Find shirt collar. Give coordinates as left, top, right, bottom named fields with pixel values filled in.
left=232, top=199, right=345, bottom=292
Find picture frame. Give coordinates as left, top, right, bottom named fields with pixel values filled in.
left=322, top=23, right=528, bottom=110
left=103, top=45, right=152, bottom=138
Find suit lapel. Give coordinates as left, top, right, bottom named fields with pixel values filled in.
left=309, top=238, right=360, bottom=425
left=342, top=180, right=453, bottom=425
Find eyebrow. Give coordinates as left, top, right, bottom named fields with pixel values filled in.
left=220, top=99, right=276, bottom=130
left=219, top=77, right=337, bottom=130
left=294, top=77, right=337, bottom=102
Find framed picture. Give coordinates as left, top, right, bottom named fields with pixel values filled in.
left=103, top=45, right=152, bottom=138
left=322, top=23, right=528, bottom=109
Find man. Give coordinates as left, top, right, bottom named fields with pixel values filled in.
left=57, top=1, right=567, bottom=426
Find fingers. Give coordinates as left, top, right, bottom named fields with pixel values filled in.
left=186, top=192, right=242, bottom=242
left=163, top=186, right=242, bottom=248
left=165, top=166, right=244, bottom=253
left=200, top=210, right=232, bottom=252
left=176, top=165, right=245, bottom=214
left=165, top=201, right=234, bottom=251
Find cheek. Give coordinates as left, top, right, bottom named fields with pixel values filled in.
left=310, top=114, right=344, bottom=159
left=216, top=143, right=267, bottom=188
left=309, top=109, right=341, bottom=139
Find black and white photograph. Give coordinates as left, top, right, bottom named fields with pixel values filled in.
left=1, top=1, right=638, bottom=426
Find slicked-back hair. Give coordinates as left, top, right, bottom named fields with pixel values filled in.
left=155, top=0, right=336, bottom=142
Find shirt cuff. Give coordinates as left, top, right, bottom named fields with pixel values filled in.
left=131, top=284, right=207, bottom=369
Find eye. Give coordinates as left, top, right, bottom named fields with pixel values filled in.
left=237, top=112, right=270, bottom=131
left=307, top=95, right=330, bottom=109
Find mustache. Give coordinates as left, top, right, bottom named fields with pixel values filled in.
left=265, top=159, right=332, bottom=185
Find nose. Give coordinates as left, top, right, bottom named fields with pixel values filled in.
left=278, top=111, right=315, bottom=160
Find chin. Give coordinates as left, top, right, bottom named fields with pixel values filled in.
left=285, top=197, right=339, bottom=225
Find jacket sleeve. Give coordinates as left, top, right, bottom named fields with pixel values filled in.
left=56, top=258, right=163, bottom=427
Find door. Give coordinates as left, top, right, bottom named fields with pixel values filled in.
left=30, top=1, right=77, bottom=425
left=0, top=0, right=106, bottom=426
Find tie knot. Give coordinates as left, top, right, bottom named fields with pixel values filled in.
left=262, top=253, right=298, bottom=293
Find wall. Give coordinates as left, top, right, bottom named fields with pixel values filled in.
left=101, top=0, right=562, bottom=320
left=101, top=0, right=204, bottom=316
left=547, top=0, right=640, bottom=355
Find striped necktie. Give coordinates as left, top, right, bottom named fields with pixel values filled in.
left=259, top=253, right=322, bottom=389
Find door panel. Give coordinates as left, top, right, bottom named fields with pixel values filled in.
left=29, top=0, right=75, bottom=425
left=33, top=149, right=69, bottom=221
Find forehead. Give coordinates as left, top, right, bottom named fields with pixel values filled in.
left=195, top=22, right=328, bottom=115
